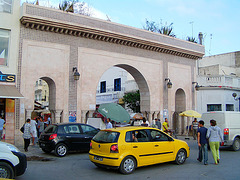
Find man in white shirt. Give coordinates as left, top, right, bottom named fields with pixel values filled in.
left=106, top=118, right=113, bottom=129
left=30, top=119, right=37, bottom=145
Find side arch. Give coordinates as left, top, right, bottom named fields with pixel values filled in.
left=173, top=88, right=186, bottom=134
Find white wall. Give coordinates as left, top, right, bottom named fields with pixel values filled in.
left=0, top=0, right=20, bottom=74
left=197, top=89, right=239, bottom=114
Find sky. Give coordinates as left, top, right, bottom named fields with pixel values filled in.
left=25, top=0, right=240, bottom=57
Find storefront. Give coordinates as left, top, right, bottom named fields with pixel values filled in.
left=0, top=71, right=23, bottom=143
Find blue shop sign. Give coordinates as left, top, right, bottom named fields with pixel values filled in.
left=0, top=71, right=15, bottom=82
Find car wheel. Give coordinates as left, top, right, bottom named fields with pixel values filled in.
left=54, top=143, right=68, bottom=157
left=42, top=148, right=52, bottom=154
left=175, top=149, right=187, bottom=165
left=0, top=162, right=15, bottom=179
left=119, top=156, right=136, bottom=174
left=232, top=138, right=240, bottom=151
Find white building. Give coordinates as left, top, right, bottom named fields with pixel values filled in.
left=96, top=67, right=138, bottom=105
left=197, top=51, right=240, bottom=114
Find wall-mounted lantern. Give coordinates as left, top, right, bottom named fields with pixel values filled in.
left=73, top=67, right=80, bottom=81
left=165, top=78, right=172, bottom=89
left=192, top=82, right=200, bottom=91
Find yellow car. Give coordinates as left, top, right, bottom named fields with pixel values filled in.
left=89, top=126, right=190, bottom=174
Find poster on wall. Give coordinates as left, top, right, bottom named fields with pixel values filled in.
left=69, top=111, right=76, bottom=122
left=163, top=109, right=169, bottom=120
left=6, top=99, right=15, bottom=113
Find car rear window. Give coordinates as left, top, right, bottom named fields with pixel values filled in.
left=93, top=131, right=120, bottom=143
left=44, top=125, right=57, bottom=133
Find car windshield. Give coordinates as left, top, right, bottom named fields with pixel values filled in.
left=93, top=131, right=120, bottom=143
left=44, top=125, right=57, bottom=133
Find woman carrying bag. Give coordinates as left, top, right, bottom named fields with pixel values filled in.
left=207, top=119, right=223, bottom=165
left=23, top=119, right=32, bottom=152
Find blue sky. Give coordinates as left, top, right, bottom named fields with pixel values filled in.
left=28, top=0, right=240, bottom=56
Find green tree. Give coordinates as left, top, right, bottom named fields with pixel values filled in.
left=143, top=19, right=176, bottom=37
left=59, top=1, right=92, bottom=15
left=123, top=90, right=140, bottom=113
left=186, top=36, right=197, bottom=43
left=59, top=0, right=74, bottom=12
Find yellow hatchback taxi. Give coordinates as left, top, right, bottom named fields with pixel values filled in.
left=89, top=126, right=190, bottom=174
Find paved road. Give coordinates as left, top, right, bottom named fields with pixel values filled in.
left=16, top=136, right=240, bottom=180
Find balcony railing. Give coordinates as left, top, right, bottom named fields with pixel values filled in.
left=197, top=75, right=240, bottom=88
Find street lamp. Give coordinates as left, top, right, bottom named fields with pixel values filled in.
left=165, top=78, right=172, bottom=89
left=232, top=93, right=240, bottom=111
left=73, top=67, right=80, bottom=81
left=192, top=82, right=200, bottom=91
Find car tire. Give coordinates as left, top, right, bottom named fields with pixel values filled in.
left=54, top=143, right=68, bottom=157
left=175, top=149, right=187, bottom=165
left=232, top=138, right=240, bottom=151
left=0, top=162, right=15, bottom=179
left=42, top=148, right=52, bottom=154
left=119, top=156, right=136, bottom=174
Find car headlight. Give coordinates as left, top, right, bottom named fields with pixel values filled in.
left=7, top=144, right=20, bottom=153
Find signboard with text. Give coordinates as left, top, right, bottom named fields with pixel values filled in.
left=0, top=71, right=15, bottom=82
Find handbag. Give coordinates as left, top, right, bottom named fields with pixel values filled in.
left=20, top=124, right=24, bottom=133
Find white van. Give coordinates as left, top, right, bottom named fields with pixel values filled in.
left=202, top=112, right=240, bottom=151
left=87, top=118, right=106, bottom=130
left=0, top=141, right=27, bottom=178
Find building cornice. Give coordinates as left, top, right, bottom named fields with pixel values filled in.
left=20, top=4, right=205, bottom=60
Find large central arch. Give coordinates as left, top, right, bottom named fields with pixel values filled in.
left=115, top=64, right=150, bottom=113
left=77, top=47, right=162, bottom=123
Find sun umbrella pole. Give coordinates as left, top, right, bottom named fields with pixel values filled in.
left=185, top=117, right=190, bottom=140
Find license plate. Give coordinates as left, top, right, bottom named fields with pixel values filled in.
left=94, top=156, right=103, bottom=161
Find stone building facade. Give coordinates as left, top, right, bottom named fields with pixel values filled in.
left=13, top=3, right=204, bottom=144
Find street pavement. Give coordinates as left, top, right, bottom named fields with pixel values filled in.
left=16, top=135, right=240, bottom=180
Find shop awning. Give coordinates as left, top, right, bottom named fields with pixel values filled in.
left=0, top=85, right=24, bottom=98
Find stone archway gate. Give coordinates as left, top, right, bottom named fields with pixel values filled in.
left=17, top=3, right=204, bottom=139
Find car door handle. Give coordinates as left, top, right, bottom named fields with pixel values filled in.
left=133, top=146, right=138, bottom=148
left=155, top=145, right=159, bottom=147
left=84, top=137, right=89, bottom=138
left=66, top=136, right=71, bottom=138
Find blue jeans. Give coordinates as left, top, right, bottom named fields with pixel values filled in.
left=198, top=143, right=208, bottom=164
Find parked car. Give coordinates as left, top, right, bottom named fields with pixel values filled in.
left=39, top=123, right=99, bottom=157
left=89, top=126, right=190, bottom=174
left=0, top=141, right=27, bottom=179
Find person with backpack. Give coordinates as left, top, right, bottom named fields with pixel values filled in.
left=23, top=119, right=32, bottom=152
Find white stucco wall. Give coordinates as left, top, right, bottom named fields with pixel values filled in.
left=20, top=40, right=70, bottom=122
left=0, top=0, right=20, bottom=74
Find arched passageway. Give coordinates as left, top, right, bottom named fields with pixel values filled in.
left=115, top=64, right=150, bottom=113
left=173, top=88, right=186, bottom=134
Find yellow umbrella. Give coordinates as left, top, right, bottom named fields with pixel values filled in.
left=179, top=110, right=201, bottom=118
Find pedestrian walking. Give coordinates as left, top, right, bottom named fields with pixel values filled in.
left=153, top=118, right=161, bottom=130
left=197, top=120, right=208, bottom=165
left=30, top=119, right=38, bottom=145
left=47, top=116, right=51, bottom=125
left=207, top=119, right=223, bottom=165
left=23, top=119, right=32, bottom=152
left=106, top=118, right=113, bottom=129
left=141, top=117, right=148, bottom=127
left=192, top=118, right=198, bottom=140
left=37, top=117, right=45, bottom=137
left=0, top=115, right=5, bottom=141
left=162, top=118, right=172, bottom=136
